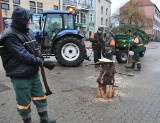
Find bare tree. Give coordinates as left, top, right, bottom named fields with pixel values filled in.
left=119, top=1, right=153, bottom=29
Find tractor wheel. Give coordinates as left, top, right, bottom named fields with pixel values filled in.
left=55, top=36, right=85, bottom=67
left=116, top=50, right=128, bottom=63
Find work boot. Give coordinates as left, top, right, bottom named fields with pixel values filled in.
left=125, top=63, right=135, bottom=69
left=38, top=111, right=56, bottom=123
left=21, top=113, right=32, bottom=123
left=134, top=64, right=141, bottom=71
left=22, top=117, right=32, bottom=123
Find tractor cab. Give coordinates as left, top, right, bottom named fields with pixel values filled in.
left=40, top=10, right=76, bottom=48
left=32, top=9, right=89, bottom=67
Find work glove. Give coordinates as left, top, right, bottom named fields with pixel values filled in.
left=43, top=61, right=56, bottom=70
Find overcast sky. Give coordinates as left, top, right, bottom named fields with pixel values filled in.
left=111, top=0, right=160, bottom=14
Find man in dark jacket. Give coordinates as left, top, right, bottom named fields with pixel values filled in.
left=0, top=7, right=56, bottom=123
left=90, top=27, right=104, bottom=68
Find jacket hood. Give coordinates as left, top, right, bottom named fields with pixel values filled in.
left=11, top=6, right=32, bottom=32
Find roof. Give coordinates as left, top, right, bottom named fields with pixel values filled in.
left=122, top=0, right=160, bottom=12
left=43, top=10, right=72, bottom=14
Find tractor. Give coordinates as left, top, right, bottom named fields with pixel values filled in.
left=32, top=9, right=89, bottom=67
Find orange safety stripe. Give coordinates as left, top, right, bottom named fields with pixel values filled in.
left=132, top=60, right=136, bottom=63
left=110, top=40, right=115, bottom=46
left=17, top=103, right=31, bottom=110
left=136, top=62, right=141, bottom=64
left=32, top=95, right=46, bottom=101
left=137, top=44, right=143, bottom=46
left=134, top=38, right=139, bottom=43
left=90, top=34, right=94, bottom=38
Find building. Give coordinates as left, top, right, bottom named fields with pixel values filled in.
left=62, top=0, right=94, bottom=38
left=0, top=0, right=60, bottom=32
left=0, top=0, right=112, bottom=38
left=95, top=0, right=111, bottom=33
left=120, top=0, right=160, bottom=40
left=62, top=0, right=111, bottom=38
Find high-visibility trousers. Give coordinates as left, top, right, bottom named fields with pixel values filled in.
left=11, top=75, right=47, bottom=116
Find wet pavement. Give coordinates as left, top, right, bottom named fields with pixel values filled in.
left=0, top=41, right=160, bottom=123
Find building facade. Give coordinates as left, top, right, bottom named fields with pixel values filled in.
left=62, top=0, right=95, bottom=38
left=0, top=0, right=60, bottom=32
left=0, top=0, right=112, bottom=38
left=95, top=0, right=111, bottom=33
left=62, top=0, right=111, bottom=38
left=120, top=0, right=160, bottom=40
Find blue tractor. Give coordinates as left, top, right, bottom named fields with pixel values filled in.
left=33, top=9, right=89, bottom=67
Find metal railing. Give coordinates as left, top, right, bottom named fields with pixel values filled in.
left=63, top=0, right=92, bottom=9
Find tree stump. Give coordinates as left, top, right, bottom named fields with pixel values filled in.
left=96, top=59, right=115, bottom=99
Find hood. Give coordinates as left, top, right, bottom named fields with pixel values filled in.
left=11, top=6, right=32, bottom=32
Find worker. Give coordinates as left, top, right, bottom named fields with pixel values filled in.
left=90, top=27, right=104, bottom=68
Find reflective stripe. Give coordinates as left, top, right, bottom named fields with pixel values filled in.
left=32, top=95, right=46, bottom=101
left=23, top=40, right=36, bottom=45
left=136, top=62, right=141, bottom=64
left=137, top=44, right=143, bottom=46
left=90, top=34, right=94, bottom=38
left=110, top=40, right=115, bottom=46
left=17, top=103, right=31, bottom=110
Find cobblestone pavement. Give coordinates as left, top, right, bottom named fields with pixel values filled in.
left=0, top=42, right=160, bottom=123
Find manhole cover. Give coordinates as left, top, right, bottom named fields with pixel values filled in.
left=0, top=84, right=10, bottom=92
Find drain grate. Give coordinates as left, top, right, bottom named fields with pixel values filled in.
left=0, top=84, right=10, bottom=92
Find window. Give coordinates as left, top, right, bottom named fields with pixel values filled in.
left=1, top=3, right=9, bottom=10
left=101, top=17, right=103, bottom=25
left=90, top=14, right=93, bottom=22
left=106, top=8, right=108, bottom=15
left=37, top=2, right=43, bottom=8
left=30, top=7, right=36, bottom=13
left=53, top=5, right=58, bottom=10
left=30, top=1, right=35, bottom=7
left=13, top=0, right=20, bottom=4
left=13, top=5, right=19, bottom=9
left=80, top=13, right=86, bottom=24
left=76, top=12, right=79, bottom=23
left=2, top=0, right=9, bottom=2
left=37, top=9, right=43, bottom=14
left=64, top=14, right=74, bottom=29
left=44, top=14, right=63, bottom=42
left=106, top=19, right=108, bottom=26
left=101, top=6, right=103, bottom=14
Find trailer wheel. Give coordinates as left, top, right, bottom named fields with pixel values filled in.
left=55, top=36, right=85, bottom=67
left=116, top=50, right=128, bottom=63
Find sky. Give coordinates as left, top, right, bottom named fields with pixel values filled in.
left=111, top=0, right=160, bottom=14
